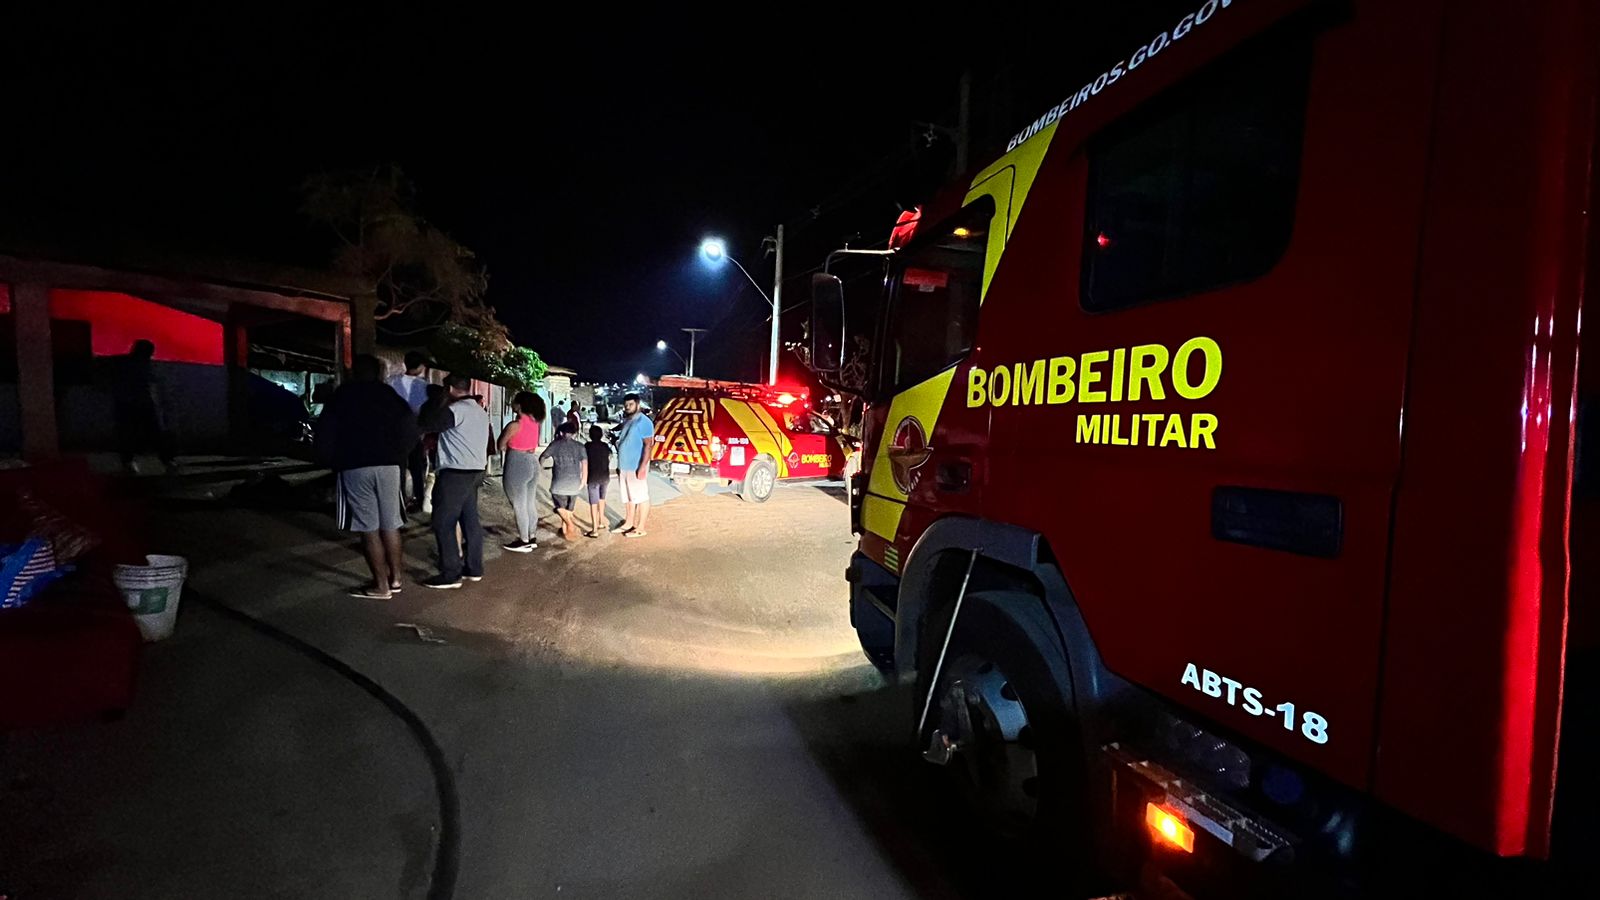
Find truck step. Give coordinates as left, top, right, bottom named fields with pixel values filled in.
left=863, top=583, right=896, bottom=618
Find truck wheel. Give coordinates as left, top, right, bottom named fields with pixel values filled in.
left=682, top=476, right=709, bottom=493
left=921, top=590, right=1087, bottom=851
left=738, top=458, right=777, bottom=503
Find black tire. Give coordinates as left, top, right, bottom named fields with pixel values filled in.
left=919, top=590, right=1089, bottom=864
left=737, top=457, right=777, bottom=503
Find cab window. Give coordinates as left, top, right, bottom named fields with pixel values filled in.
left=1081, top=37, right=1311, bottom=311
left=782, top=409, right=834, bottom=435
left=879, top=196, right=994, bottom=395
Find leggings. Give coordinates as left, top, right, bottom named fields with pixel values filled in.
left=503, top=450, right=540, bottom=542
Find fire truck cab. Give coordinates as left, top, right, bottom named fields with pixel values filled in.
left=828, top=0, right=1599, bottom=895
left=648, top=376, right=847, bottom=502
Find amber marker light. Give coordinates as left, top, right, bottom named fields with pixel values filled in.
left=1145, top=803, right=1195, bottom=853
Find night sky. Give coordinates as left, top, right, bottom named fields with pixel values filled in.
left=2, top=6, right=1194, bottom=381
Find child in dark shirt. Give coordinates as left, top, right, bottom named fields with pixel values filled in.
left=583, top=425, right=613, bottom=538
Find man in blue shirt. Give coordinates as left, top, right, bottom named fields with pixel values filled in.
left=386, top=351, right=432, bottom=511
left=610, top=393, right=655, bottom=538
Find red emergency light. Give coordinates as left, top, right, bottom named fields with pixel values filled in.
left=888, top=207, right=922, bottom=250
left=652, top=375, right=810, bottom=407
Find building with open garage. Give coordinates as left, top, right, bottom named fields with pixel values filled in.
left=0, top=253, right=372, bottom=461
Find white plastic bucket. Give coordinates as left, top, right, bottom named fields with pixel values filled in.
left=113, top=554, right=188, bottom=642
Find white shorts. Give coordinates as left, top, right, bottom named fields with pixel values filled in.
left=621, top=470, right=649, bottom=504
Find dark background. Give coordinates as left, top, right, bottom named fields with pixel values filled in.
left=0, top=5, right=1197, bottom=382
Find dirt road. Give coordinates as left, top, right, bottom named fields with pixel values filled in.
left=443, top=479, right=865, bottom=675
left=4, top=474, right=1013, bottom=899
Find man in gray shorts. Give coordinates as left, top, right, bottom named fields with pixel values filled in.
left=315, top=355, right=419, bottom=600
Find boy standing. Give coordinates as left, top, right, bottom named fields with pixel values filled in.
left=541, top=420, right=588, bottom=540
left=583, top=424, right=612, bottom=537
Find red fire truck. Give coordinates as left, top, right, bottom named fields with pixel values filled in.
left=648, top=376, right=848, bottom=502
left=821, top=0, right=1598, bottom=895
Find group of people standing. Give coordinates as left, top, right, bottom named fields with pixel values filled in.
left=498, top=389, right=654, bottom=548
left=316, top=351, right=656, bottom=599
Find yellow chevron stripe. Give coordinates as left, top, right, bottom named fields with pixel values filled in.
left=747, top=403, right=794, bottom=469
left=862, top=124, right=1061, bottom=542
left=719, top=399, right=791, bottom=477
left=657, top=397, right=716, bottom=464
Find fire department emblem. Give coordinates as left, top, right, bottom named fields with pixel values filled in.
left=887, top=416, right=932, bottom=494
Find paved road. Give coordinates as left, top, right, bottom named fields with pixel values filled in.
left=2, top=475, right=1025, bottom=899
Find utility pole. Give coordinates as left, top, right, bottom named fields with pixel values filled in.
left=681, top=327, right=708, bottom=378
left=914, top=69, right=973, bottom=178
left=769, top=224, right=784, bottom=385
left=956, top=69, right=972, bottom=175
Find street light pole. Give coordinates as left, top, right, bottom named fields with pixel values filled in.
left=656, top=339, right=687, bottom=374
left=681, top=328, right=708, bottom=378
left=769, top=224, right=783, bottom=386
left=699, top=235, right=781, bottom=386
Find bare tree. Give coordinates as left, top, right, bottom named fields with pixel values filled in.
left=301, top=165, right=504, bottom=342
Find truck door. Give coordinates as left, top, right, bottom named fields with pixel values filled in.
left=859, top=191, right=1007, bottom=565
left=969, top=12, right=1442, bottom=789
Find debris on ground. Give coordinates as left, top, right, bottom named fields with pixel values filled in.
left=394, top=623, right=447, bottom=644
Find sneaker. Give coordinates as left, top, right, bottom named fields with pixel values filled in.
left=349, top=586, right=393, bottom=600
left=422, top=575, right=463, bottom=590
left=503, top=540, right=535, bottom=553
left=463, top=574, right=483, bottom=583
left=389, top=583, right=403, bottom=594
left=625, top=529, right=647, bottom=538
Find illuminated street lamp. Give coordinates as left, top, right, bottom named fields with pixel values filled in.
left=656, top=339, right=687, bottom=375
left=699, top=230, right=783, bottom=385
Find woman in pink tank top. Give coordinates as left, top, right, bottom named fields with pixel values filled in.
left=505, top=411, right=540, bottom=451
left=497, top=392, right=546, bottom=550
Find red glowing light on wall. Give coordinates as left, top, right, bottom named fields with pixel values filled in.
left=48, top=290, right=222, bottom=365
left=1096, top=232, right=1114, bottom=249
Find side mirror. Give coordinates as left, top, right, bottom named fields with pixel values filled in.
left=810, top=273, right=845, bottom=373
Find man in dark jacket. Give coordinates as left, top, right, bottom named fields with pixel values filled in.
left=316, top=354, right=419, bottom=599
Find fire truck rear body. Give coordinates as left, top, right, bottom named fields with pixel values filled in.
left=841, top=0, right=1599, bottom=892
